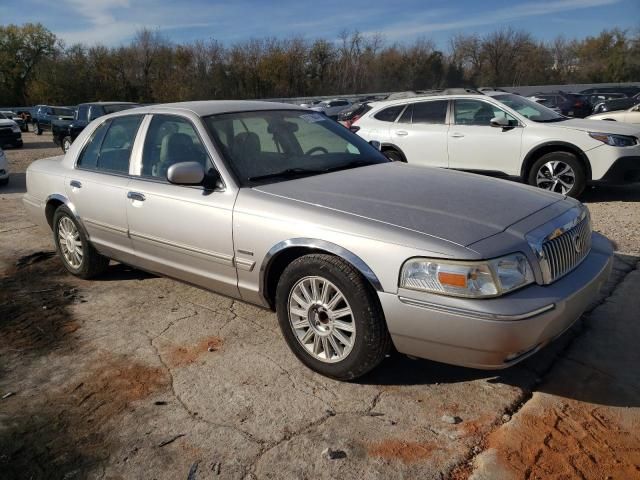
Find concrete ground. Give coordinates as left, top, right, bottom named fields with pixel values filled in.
left=0, top=133, right=639, bottom=479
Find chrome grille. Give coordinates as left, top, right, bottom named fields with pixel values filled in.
left=541, top=216, right=591, bottom=283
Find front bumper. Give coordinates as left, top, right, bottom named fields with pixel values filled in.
left=0, top=131, right=22, bottom=147
left=379, top=233, right=613, bottom=369
left=595, top=156, right=640, bottom=184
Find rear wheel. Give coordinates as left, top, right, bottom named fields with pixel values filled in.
left=275, top=254, right=391, bottom=380
left=382, top=149, right=404, bottom=162
left=528, top=151, right=586, bottom=198
left=53, top=206, right=110, bottom=278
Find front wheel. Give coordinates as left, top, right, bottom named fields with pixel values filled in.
left=62, top=136, right=72, bottom=153
left=527, top=152, right=586, bottom=198
left=275, top=254, right=391, bottom=380
left=53, top=206, right=110, bottom=278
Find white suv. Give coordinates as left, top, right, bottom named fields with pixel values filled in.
left=354, top=91, right=640, bottom=197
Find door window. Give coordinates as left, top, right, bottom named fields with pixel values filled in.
left=453, top=100, right=516, bottom=126
left=412, top=100, right=448, bottom=124
left=76, top=115, right=142, bottom=174
left=374, top=105, right=405, bottom=122
left=141, top=115, right=209, bottom=179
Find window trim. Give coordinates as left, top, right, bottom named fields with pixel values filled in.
left=73, top=113, right=145, bottom=177
left=374, top=104, right=407, bottom=123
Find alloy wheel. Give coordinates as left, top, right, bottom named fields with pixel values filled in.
left=535, top=160, right=576, bottom=194
left=58, top=216, right=83, bottom=268
left=288, top=276, right=356, bottom=363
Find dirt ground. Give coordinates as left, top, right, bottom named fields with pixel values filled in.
left=0, top=133, right=639, bottom=479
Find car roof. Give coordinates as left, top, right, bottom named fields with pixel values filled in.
left=126, top=100, right=305, bottom=117
left=79, top=101, right=138, bottom=106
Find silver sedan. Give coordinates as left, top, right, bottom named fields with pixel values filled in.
left=24, top=101, right=613, bottom=380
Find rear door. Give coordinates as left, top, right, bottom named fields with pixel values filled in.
left=447, top=99, right=523, bottom=175
left=389, top=99, right=449, bottom=167
left=65, top=115, right=144, bottom=260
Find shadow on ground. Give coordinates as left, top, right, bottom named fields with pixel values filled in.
left=0, top=172, right=26, bottom=194
left=581, top=184, right=640, bottom=203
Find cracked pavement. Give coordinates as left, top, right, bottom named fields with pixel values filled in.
left=1, top=134, right=639, bottom=479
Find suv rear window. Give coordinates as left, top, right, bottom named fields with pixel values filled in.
left=373, top=105, right=405, bottom=122
left=411, top=100, right=448, bottom=124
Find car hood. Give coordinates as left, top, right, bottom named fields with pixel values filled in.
left=551, top=118, right=640, bottom=135
left=0, top=119, right=17, bottom=127
left=254, top=163, right=563, bottom=248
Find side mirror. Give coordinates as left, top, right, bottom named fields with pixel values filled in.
left=369, top=140, right=382, bottom=151
left=490, top=116, right=510, bottom=128
left=167, top=162, right=205, bottom=185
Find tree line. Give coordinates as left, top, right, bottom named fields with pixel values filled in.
left=1, top=23, right=639, bottom=107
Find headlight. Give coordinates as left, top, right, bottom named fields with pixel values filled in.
left=11, top=124, right=20, bottom=133
left=400, top=253, right=534, bottom=298
left=588, top=132, right=638, bottom=147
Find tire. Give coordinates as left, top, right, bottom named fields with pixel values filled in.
left=53, top=205, right=110, bottom=279
left=527, top=151, right=586, bottom=198
left=382, top=149, right=404, bottom=162
left=275, top=254, right=391, bottom=380
left=62, top=136, right=72, bottom=153
left=35, top=123, right=42, bottom=135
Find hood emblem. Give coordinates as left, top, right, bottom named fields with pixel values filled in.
left=573, top=234, right=583, bottom=254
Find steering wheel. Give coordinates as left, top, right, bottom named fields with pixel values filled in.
left=306, top=146, right=329, bottom=155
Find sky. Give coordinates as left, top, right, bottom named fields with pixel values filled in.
left=1, top=0, right=639, bottom=49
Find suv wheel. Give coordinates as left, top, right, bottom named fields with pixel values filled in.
left=383, top=149, right=404, bottom=162
left=528, top=151, right=586, bottom=198
left=53, top=205, right=110, bottom=278
left=275, top=254, right=391, bottom=380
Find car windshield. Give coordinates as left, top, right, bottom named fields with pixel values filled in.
left=493, top=94, right=566, bottom=122
left=204, top=109, right=389, bottom=186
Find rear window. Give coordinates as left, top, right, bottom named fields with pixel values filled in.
left=412, top=100, right=448, bottom=124
left=373, top=105, right=405, bottom=122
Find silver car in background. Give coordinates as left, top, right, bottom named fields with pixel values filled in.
left=23, top=101, right=613, bottom=380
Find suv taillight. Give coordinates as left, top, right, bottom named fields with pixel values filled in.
left=349, top=125, right=360, bottom=133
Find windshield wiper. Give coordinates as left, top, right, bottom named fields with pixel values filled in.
left=324, top=159, right=378, bottom=173
left=248, top=168, right=325, bottom=182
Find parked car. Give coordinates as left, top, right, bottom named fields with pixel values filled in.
left=52, top=102, right=139, bottom=152
left=311, top=99, right=352, bottom=119
left=591, top=92, right=640, bottom=114
left=0, top=110, right=28, bottom=132
left=353, top=91, right=640, bottom=197
left=24, top=100, right=614, bottom=380
left=582, top=92, right=626, bottom=108
left=0, top=147, right=8, bottom=185
left=33, top=105, right=75, bottom=135
left=0, top=112, right=23, bottom=148
left=580, top=86, right=640, bottom=97
left=337, top=102, right=373, bottom=128
left=588, top=104, right=640, bottom=125
left=527, top=92, right=592, bottom=118
left=299, top=100, right=323, bottom=108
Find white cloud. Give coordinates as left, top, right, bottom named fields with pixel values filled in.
left=362, top=0, right=622, bottom=40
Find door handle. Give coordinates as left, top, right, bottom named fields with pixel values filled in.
left=70, top=180, right=82, bottom=188
left=394, top=130, right=408, bottom=136
left=450, top=132, right=465, bottom=138
left=127, top=192, right=146, bottom=202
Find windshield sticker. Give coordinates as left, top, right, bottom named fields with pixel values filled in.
left=299, top=113, right=326, bottom=123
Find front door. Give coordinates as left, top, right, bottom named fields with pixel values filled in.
left=389, top=99, right=449, bottom=167
left=125, top=114, right=238, bottom=297
left=447, top=99, right=523, bottom=176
